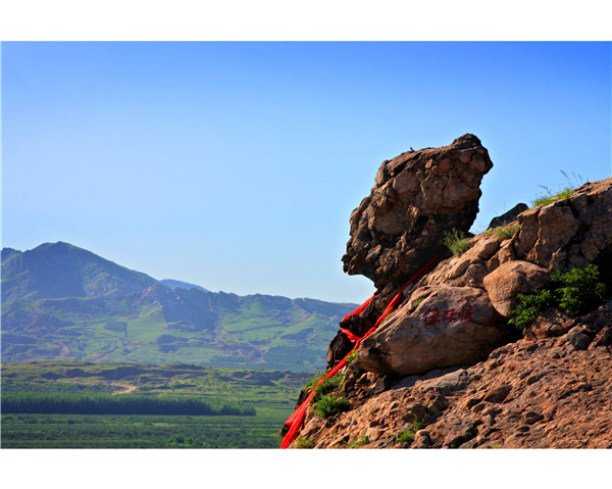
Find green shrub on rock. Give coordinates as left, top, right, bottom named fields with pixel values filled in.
left=314, top=396, right=351, bottom=418
left=509, top=289, right=554, bottom=330
left=509, top=264, right=607, bottom=330
left=296, top=438, right=315, bottom=449
left=552, top=264, right=607, bottom=316
left=311, top=374, right=344, bottom=403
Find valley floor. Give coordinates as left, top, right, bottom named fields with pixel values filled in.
left=1, top=361, right=309, bottom=449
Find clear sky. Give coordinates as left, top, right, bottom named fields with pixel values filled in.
left=2, top=41, right=611, bottom=303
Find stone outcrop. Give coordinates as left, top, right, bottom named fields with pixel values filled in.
left=357, top=286, right=509, bottom=376
left=295, top=302, right=612, bottom=448
left=342, top=134, right=492, bottom=290
left=513, top=179, right=612, bottom=274
left=483, top=260, right=551, bottom=317
left=284, top=133, right=612, bottom=449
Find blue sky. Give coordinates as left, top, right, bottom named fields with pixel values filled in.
left=2, top=41, right=611, bottom=303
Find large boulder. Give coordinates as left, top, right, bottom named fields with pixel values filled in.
left=342, top=134, right=493, bottom=290
left=356, top=286, right=510, bottom=376
left=483, top=260, right=551, bottom=317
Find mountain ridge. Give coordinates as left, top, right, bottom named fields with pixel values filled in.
left=1, top=242, right=356, bottom=372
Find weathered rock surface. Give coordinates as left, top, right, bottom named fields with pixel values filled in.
left=285, top=133, right=612, bottom=449
left=342, top=134, right=492, bottom=290
left=483, top=260, right=550, bottom=317
left=293, top=306, right=612, bottom=448
left=514, top=178, right=612, bottom=274
left=357, top=286, right=509, bottom=376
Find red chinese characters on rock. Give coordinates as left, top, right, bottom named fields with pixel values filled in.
left=422, top=304, right=473, bottom=326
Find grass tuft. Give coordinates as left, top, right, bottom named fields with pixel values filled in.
left=311, top=374, right=344, bottom=403
left=532, top=170, right=584, bottom=208
left=303, top=372, right=325, bottom=391
left=347, top=434, right=370, bottom=448
left=395, top=430, right=415, bottom=444
left=314, top=396, right=351, bottom=418
left=484, top=223, right=520, bottom=241
left=296, top=438, right=315, bottom=449
left=443, top=229, right=470, bottom=257
left=394, top=418, right=427, bottom=445
left=532, top=186, right=575, bottom=208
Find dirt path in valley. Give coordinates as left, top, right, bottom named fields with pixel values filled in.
left=55, top=380, right=138, bottom=395
left=110, top=383, right=138, bottom=395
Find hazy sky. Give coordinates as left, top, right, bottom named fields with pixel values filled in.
left=2, top=41, right=611, bottom=303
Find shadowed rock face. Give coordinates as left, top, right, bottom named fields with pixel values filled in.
left=342, top=134, right=493, bottom=290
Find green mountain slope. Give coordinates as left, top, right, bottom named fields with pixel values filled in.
left=1, top=242, right=158, bottom=302
left=1, top=243, right=356, bottom=371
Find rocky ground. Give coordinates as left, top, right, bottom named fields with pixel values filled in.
left=283, top=135, right=612, bottom=449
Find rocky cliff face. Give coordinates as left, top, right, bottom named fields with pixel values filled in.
left=284, top=136, right=612, bottom=449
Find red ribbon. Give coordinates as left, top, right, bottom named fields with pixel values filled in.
left=280, top=248, right=446, bottom=449
left=341, top=293, right=375, bottom=322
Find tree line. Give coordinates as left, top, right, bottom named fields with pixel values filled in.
left=1, top=392, right=256, bottom=416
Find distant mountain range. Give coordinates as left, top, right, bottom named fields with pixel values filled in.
left=1, top=242, right=357, bottom=372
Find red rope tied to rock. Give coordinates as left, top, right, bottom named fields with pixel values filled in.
left=341, top=293, right=375, bottom=322
left=280, top=248, right=446, bottom=449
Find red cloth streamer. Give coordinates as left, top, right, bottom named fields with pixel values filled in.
left=341, top=293, right=375, bottom=322
left=280, top=248, right=446, bottom=449
left=339, top=327, right=361, bottom=343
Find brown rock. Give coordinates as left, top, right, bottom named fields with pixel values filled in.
left=483, top=260, right=551, bottom=317
left=299, top=334, right=612, bottom=449
left=527, top=309, right=576, bottom=340
left=483, top=384, right=511, bottom=403
left=487, top=203, right=529, bottom=229
left=515, top=178, right=612, bottom=274
left=356, top=286, right=510, bottom=376
left=342, top=134, right=492, bottom=289
left=413, top=430, right=433, bottom=448
left=290, top=161, right=612, bottom=448
left=590, top=326, right=612, bottom=348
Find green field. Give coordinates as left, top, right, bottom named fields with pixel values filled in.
left=1, top=411, right=288, bottom=448
left=1, top=361, right=311, bottom=448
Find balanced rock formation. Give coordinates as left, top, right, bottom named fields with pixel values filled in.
left=283, top=133, right=612, bottom=449
left=342, top=134, right=492, bottom=290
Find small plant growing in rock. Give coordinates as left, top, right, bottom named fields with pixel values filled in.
left=311, top=373, right=344, bottom=403
left=304, top=371, right=325, bottom=391
left=412, top=298, right=424, bottom=309
left=532, top=186, right=575, bottom=208
left=532, top=171, right=583, bottom=208
left=347, top=434, right=370, bottom=448
left=345, top=351, right=358, bottom=364
left=485, top=223, right=520, bottom=241
left=443, top=229, right=470, bottom=256
left=395, top=429, right=415, bottom=444
left=314, top=395, right=351, bottom=418
left=296, top=438, right=315, bottom=449
left=412, top=418, right=427, bottom=431
left=394, top=418, right=427, bottom=446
